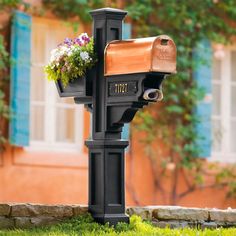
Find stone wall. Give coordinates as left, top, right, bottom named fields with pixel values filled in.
left=127, top=206, right=236, bottom=229
left=0, top=204, right=235, bottom=230
left=0, top=204, right=87, bottom=229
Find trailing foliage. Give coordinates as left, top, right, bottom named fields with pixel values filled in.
left=0, top=0, right=29, bottom=11
left=42, top=0, right=105, bottom=22
left=0, top=35, right=10, bottom=151
left=1, top=214, right=236, bottom=235
left=125, top=0, right=236, bottom=202
left=0, top=0, right=22, bottom=8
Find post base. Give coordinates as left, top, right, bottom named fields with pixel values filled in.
left=86, top=139, right=129, bottom=226
left=92, top=213, right=130, bottom=226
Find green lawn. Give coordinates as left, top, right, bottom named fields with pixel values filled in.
left=0, top=214, right=235, bottom=236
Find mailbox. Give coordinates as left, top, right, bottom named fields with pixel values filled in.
left=105, top=35, right=176, bottom=104
left=105, top=35, right=176, bottom=76
left=104, top=35, right=176, bottom=130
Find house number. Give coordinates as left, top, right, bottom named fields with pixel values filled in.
left=115, top=83, right=128, bottom=93
left=109, top=81, right=137, bottom=96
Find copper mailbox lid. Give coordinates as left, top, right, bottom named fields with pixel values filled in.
left=104, top=35, right=176, bottom=76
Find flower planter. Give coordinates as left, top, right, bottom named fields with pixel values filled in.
left=55, top=69, right=93, bottom=104
left=45, top=33, right=96, bottom=105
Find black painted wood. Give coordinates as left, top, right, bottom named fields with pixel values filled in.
left=56, top=70, right=93, bottom=99
left=86, top=8, right=129, bottom=225
left=85, top=139, right=129, bottom=225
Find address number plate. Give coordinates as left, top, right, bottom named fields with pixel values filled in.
left=109, top=81, right=137, bottom=96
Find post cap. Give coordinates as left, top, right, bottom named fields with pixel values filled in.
left=90, top=7, right=127, bottom=18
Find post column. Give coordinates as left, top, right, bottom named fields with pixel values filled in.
left=85, top=8, right=129, bottom=225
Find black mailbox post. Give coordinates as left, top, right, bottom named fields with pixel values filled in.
left=85, top=8, right=129, bottom=225
left=57, top=7, right=176, bottom=226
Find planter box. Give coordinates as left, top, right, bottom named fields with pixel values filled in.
left=55, top=70, right=93, bottom=104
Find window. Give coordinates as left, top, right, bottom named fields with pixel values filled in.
left=29, top=17, right=84, bottom=152
left=211, top=47, right=236, bottom=162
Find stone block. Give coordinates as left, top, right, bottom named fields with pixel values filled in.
left=30, top=217, right=61, bottom=227
left=14, top=217, right=33, bottom=229
left=209, top=209, right=236, bottom=223
left=126, top=207, right=153, bottom=220
left=11, top=204, right=73, bottom=218
left=201, top=222, right=217, bottom=230
left=152, top=220, right=189, bottom=229
left=0, top=216, right=14, bottom=229
left=11, top=204, right=34, bottom=217
left=153, top=206, right=209, bottom=221
left=72, top=205, right=88, bottom=216
left=0, top=204, right=11, bottom=216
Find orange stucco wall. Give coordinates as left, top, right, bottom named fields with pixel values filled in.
left=0, top=110, right=91, bottom=204
left=126, top=129, right=236, bottom=208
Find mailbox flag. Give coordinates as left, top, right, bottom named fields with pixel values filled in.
left=193, top=39, right=212, bottom=158
left=9, top=11, right=31, bottom=146
left=121, top=23, right=131, bottom=143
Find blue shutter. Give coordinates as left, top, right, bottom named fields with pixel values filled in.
left=10, top=11, right=31, bottom=146
left=121, top=123, right=130, bottom=141
left=122, top=23, right=131, bottom=40
left=121, top=23, right=131, bottom=142
left=193, top=39, right=212, bottom=157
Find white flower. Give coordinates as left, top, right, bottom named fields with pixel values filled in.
left=80, top=51, right=89, bottom=61
left=50, top=48, right=59, bottom=63
left=60, top=46, right=69, bottom=54
left=67, top=48, right=73, bottom=56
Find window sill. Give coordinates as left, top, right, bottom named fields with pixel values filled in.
left=26, top=141, right=84, bottom=154
left=209, top=153, right=236, bottom=163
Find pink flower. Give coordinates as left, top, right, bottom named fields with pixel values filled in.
left=74, top=38, right=83, bottom=46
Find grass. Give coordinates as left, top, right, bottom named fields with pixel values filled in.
left=0, top=214, right=235, bottom=236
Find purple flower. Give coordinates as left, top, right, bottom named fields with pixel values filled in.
left=64, top=37, right=73, bottom=46
left=74, top=37, right=83, bottom=46
left=82, top=35, right=90, bottom=43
